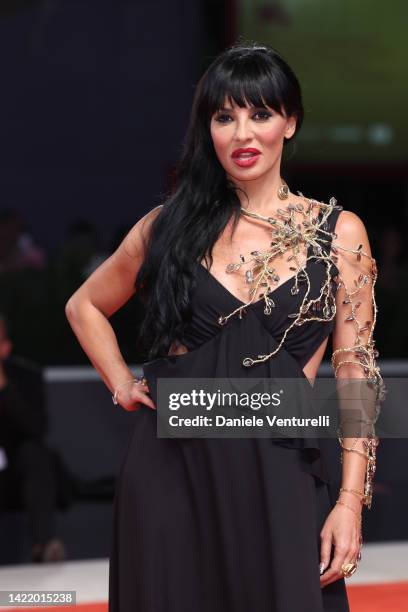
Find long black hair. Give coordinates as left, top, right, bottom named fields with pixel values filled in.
left=135, top=42, right=304, bottom=361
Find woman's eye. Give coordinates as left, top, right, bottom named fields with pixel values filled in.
left=253, top=111, right=272, bottom=120
left=214, top=114, right=232, bottom=123
left=214, top=110, right=272, bottom=123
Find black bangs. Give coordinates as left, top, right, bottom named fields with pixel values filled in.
left=202, top=53, right=286, bottom=122
left=195, top=45, right=304, bottom=134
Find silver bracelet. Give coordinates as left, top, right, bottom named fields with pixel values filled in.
left=112, top=376, right=147, bottom=404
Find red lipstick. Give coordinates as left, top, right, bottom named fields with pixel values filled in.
left=231, top=147, right=261, bottom=168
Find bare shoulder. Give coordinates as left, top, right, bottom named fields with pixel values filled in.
left=121, top=205, right=163, bottom=259
left=336, top=209, right=368, bottom=235
left=333, top=209, right=373, bottom=270
left=335, top=209, right=371, bottom=248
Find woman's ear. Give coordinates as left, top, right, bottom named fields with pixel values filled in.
left=285, top=116, right=297, bottom=140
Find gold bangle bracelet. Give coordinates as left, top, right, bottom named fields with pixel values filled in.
left=336, top=500, right=362, bottom=521
left=339, top=487, right=365, bottom=501
left=340, top=445, right=369, bottom=460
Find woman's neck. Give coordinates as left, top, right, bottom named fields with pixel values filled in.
left=229, top=170, right=293, bottom=216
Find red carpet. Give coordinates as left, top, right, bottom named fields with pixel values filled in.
left=347, top=581, right=408, bottom=611
left=8, top=582, right=408, bottom=611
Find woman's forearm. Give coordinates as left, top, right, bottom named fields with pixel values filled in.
left=340, top=442, right=366, bottom=492
left=65, top=300, right=135, bottom=395
left=335, top=372, right=378, bottom=510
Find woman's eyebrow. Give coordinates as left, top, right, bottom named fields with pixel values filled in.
left=217, top=105, right=269, bottom=112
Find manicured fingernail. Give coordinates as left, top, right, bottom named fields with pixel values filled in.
left=319, top=562, right=325, bottom=575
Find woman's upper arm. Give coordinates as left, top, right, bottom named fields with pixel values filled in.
left=65, top=205, right=162, bottom=318
left=331, top=210, right=378, bottom=378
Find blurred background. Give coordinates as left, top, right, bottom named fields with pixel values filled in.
left=1, top=0, right=407, bottom=366
left=0, top=0, right=407, bottom=608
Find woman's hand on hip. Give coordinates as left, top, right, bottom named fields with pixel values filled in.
left=116, top=381, right=156, bottom=412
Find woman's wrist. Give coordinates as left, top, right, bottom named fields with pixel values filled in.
left=335, top=499, right=362, bottom=522
left=337, top=490, right=364, bottom=513
left=112, top=376, right=147, bottom=405
left=339, top=487, right=364, bottom=501
left=107, top=368, right=136, bottom=393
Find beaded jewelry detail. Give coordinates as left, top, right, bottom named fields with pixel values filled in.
left=328, top=206, right=386, bottom=510
left=215, top=191, right=386, bottom=510
left=217, top=193, right=342, bottom=368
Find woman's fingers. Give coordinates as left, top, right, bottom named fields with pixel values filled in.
left=138, top=392, right=156, bottom=411
left=320, top=540, right=349, bottom=586
left=119, top=384, right=156, bottom=411
left=321, top=540, right=360, bottom=587
left=136, top=384, right=156, bottom=410
left=319, top=529, right=332, bottom=578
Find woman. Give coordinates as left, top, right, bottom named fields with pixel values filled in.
left=66, top=44, right=384, bottom=611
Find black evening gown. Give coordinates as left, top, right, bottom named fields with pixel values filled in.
left=109, top=207, right=350, bottom=612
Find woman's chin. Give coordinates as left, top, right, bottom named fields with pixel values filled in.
left=227, top=167, right=267, bottom=182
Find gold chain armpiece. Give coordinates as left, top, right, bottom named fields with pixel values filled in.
left=338, top=435, right=379, bottom=509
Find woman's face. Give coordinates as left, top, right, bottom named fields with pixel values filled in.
left=210, top=98, right=296, bottom=181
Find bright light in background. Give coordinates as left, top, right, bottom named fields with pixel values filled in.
left=238, top=0, right=407, bottom=162
left=367, top=123, right=394, bottom=146
left=329, top=126, right=364, bottom=144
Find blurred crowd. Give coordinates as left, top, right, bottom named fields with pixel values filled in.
left=0, top=208, right=141, bottom=563
left=0, top=315, right=116, bottom=563
left=0, top=208, right=144, bottom=366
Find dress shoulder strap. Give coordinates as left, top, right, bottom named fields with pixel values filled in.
left=326, top=204, right=343, bottom=234
left=318, top=201, right=343, bottom=257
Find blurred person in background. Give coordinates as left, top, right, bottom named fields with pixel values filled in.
left=0, top=209, right=49, bottom=364
left=0, top=208, right=46, bottom=273
left=0, top=312, right=66, bottom=562
left=54, top=219, right=108, bottom=300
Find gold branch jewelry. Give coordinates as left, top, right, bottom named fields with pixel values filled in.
left=217, top=192, right=338, bottom=342
left=339, top=434, right=380, bottom=510
left=212, top=182, right=386, bottom=512
left=278, top=178, right=289, bottom=199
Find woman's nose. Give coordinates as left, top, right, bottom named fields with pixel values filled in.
left=234, top=119, right=253, bottom=141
